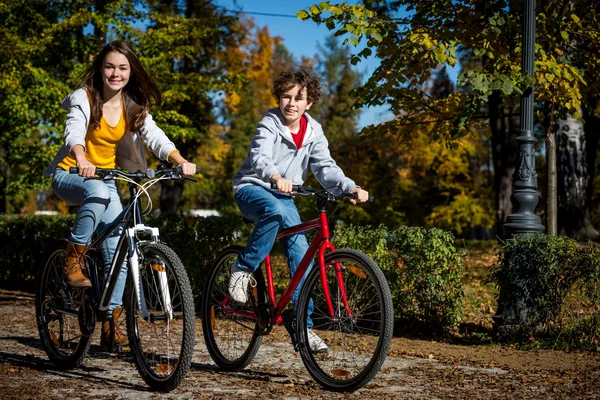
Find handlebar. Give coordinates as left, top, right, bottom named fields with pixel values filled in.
left=69, top=166, right=200, bottom=181
left=270, top=182, right=374, bottom=203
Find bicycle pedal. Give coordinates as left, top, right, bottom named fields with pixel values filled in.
left=100, top=342, right=130, bottom=353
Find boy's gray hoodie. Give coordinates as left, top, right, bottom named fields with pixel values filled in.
left=232, top=108, right=356, bottom=195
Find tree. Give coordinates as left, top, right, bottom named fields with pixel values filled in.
left=139, top=0, right=244, bottom=213
left=214, top=22, right=296, bottom=212
left=299, top=1, right=600, bottom=239
left=0, top=0, right=247, bottom=215
left=0, top=0, right=139, bottom=213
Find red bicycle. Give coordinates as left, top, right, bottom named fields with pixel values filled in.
left=201, top=185, right=394, bottom=392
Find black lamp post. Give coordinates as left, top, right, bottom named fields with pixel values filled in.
left=503, top=0, right=545, bottom=236
left=493, top=0, right=545, bottom=338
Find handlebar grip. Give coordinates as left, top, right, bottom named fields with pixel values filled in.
left=270, top=182, right=301, bottom=191
left=175, top=166, right=201, bottom=175
left=70, top=166, right=102, bottom=175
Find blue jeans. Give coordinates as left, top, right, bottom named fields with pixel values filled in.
left=235, top=185, right=314, bottom=327
left=52, top=168, right=127, bottom=312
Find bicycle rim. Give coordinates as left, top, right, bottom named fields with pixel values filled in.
left=35, top=249, right=92, bottom=368
left=201, top=245, right=262, bottom=371
left=296, top=249, right=394, bottom=391
left=126, top=243, right=195, bottom=392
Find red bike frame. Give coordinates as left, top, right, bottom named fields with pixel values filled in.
left=222, top=211, right=353, bottom=325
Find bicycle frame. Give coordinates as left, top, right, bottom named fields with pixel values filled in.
left=224, top=210, right=353, bottom=326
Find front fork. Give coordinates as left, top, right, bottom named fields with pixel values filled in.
left=100, top=224, right=173, bottom=321
left=128, top=225, right=173, bottom=320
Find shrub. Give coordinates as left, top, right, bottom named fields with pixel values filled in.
left=0, top=215, right=75, bottom=291
left=333, top=224, right=465, bottom=333
left=0, top=214, right=250, bottom=302
left=491, top=235, right=600, bottom=349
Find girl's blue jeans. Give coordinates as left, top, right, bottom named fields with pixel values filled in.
left=52, top=168, right=126, bottom=312
left=234, top=185, right=314, bottom=328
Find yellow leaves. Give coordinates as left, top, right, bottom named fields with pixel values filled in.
left=224, top=92, right=241, bottom=114
left=535, top=52, right=586, bottom=115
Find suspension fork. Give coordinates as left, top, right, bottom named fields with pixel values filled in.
left=128, top=225, right=173, bottom=320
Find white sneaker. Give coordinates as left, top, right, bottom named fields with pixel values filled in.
left=228, top=264, right=252, bottom=303
left=307, top=328, right=328, bottom=354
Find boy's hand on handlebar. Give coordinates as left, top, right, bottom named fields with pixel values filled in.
left=76, top=159, right=97, bottom=177
left=178, top=161, right=197, bottom=177
left=349, top=187, right=369, bottom=205
left=270, top=174, right=293, bottom=194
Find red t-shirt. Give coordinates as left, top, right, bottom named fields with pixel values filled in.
left=291, top=115, right=308, bottom=149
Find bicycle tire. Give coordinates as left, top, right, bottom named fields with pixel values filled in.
left=125, top=242, right=195, bottom=392
left=201, top=245, right=262, bottom=371
left=296, top=249, right=394, bottom=392
left=35, top=249, right=93, bottom=369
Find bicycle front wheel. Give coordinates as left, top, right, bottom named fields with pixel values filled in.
left=201, top=245, right=262, bottom=371
left=125, top=242, right=195, bottom=392
left=35, top=249, right=93, bottom=368
left=296, top=249, right=394, bottom=392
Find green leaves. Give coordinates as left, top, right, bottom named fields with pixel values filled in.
left=298, top=2, right=386, bottom=57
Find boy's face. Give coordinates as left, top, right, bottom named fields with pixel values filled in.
left=279, top=84, right=313, bottom=128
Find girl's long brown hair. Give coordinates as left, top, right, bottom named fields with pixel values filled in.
left=77, top=40, right=161, bottom=132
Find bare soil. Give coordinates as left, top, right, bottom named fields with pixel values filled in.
left=1, top=288, right=600, bottom=400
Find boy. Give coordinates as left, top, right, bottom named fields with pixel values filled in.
left=230, top=66, right=369, bottom=353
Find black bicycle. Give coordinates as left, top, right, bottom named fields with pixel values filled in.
left=36, top=166, right=196, bottom=392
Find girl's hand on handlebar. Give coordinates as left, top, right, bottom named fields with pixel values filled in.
left=76, top=159, right=97, bottom=177
left=349, top=187, right=369, bottom=205
left=178, top=161, right=197, bottom=177
left=270, top=174, right=293, bottom=194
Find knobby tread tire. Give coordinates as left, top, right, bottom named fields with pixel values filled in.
left=201, top=245, right=262, bottom=371
left=126, top=242, right=195, bottom=392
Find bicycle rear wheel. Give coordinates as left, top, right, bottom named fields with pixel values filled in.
left=296, top=249, right=394, bottom=392
left=35, top=249, right=93, bottom=368
left=125, top=242, right=195, bottom=392
left=201, top=245, right=262, bottom=371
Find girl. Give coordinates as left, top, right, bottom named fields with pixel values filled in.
left=45, top=40, right=196, bottom=348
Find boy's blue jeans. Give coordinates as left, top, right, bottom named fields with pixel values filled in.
left=52, top=168, right=127, bottom=312
left=235, top=185, right=314, bottom=328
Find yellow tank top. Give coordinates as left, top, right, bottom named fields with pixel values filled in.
left=58, top=110, right=127, bottom=170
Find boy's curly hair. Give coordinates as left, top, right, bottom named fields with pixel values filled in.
left=271, top=66, right=321, bottom=104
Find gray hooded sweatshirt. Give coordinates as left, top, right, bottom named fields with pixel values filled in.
left=232, top=108, right=356, bottom=195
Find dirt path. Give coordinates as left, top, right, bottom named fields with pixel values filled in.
left=1, top=289, right=599, bottom=399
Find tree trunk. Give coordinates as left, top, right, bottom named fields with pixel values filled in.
left=556, top=115, right=599, bottom=240
left=0, top=144, right=6, bottom=213
left=545, top=104, right=557, bottom=236
left=160, top=180, right=184, bottom=214
left=489, top=93, right=520, bottom=239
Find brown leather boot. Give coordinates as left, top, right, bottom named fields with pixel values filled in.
left=63, top=241, right=91, bottom=288
left=101, top=307, right=128, bottom=349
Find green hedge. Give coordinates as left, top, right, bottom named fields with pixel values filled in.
left=0, top=215, right=76, bottom=291
left=333, top=224, right=465, bottom=334
left=1, top=215, right=464, bottom=333
left=0, top=214, right=251, bottom=299
left=492, top=234, right=600, bottom=349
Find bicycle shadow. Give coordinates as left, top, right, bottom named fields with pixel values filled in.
left=0, top=350, right=149, bottom=391
left=0, top=336, right=149, bottom=391
left=1, top=334, right=136, bottom=363
left=191, top=361, right=291, bottom=382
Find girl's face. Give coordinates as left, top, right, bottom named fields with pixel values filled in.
left=279, top=84, right=312, bottom=128
left=101, top=51, right=131, bottom=96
